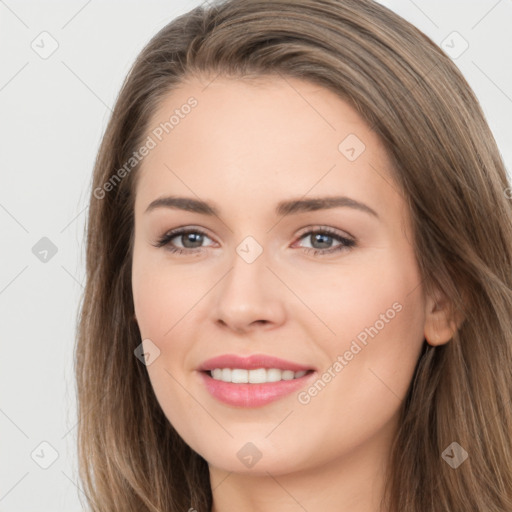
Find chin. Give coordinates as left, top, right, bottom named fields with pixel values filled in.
left=193, top=438, right=313, bottom=477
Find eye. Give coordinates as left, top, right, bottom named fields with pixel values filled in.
left=153, top=227, right=214, bottom=255
left=294, top=227, right=356, bottom=256
left=153, top=226, right=356, bottom=257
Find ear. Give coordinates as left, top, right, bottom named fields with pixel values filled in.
left=424, top=285, right=465, bottom=346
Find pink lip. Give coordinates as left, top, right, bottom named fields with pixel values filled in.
left=198, top=371, right=316, bottom=408
left=198, top=353, right=314, bottom=372
left=196, top=353, right=316, bottom=408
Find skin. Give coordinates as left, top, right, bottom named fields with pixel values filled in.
left=131, top=74, right=456, bottom=512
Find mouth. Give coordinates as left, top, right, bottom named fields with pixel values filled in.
left=198, top=368, right=317, bottom=409
left=196, top=354, right=317, bottom=407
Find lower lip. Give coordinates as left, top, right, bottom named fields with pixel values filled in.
left=198, top=371, right=315, bottom=408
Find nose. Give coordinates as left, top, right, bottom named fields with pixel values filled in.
left=211, top=247, right=287, bottom=334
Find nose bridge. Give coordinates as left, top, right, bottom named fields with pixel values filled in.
left=224, top=234, right=270, bottom=300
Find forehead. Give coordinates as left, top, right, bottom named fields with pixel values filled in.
left=142, top=74, right=372, bottom=161
left=134, top=74, right=403, bottom=220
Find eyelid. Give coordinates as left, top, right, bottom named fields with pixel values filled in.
left=291, top=226, right=356, bottom=255
left=295, top=224, right=355, bottom=240
left=152, top=225, right=208, bottom=250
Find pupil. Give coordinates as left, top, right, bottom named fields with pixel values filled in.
left=183, top=233, right=203, bottom=248
left=312, top=233, right=331, bottom=249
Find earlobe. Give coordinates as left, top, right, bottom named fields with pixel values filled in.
left=423, top=288, right=465, bottom=346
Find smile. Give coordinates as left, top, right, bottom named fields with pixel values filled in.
left=198, top=369, right=316, bottom=408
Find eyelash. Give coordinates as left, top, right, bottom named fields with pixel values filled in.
left=153, top=226, right=356, bottom=257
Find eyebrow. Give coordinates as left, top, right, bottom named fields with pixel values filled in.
left=144, top=195, right=379, bottom=218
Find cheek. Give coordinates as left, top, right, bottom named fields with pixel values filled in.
left=132, top=254, right=207, bottom=341
left=287, top=261, right=425, bottom=461
left=292, top=247, right=423, bottom=340
left=298, top=244, right=425, bottom=376
left=306, top=250, right=426, bottom=412
left=132, top=258, right=206, bottom=440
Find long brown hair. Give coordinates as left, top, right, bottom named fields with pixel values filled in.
left=75, top=0, right=512, bottom=510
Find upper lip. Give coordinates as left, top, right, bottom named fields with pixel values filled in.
left=198, top=354, right=315, bottom=372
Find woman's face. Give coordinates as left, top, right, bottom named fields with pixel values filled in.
left=131, top=74, right=429, bottom=476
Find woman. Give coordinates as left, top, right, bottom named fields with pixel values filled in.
left=76, top=0, right=512, bottom=510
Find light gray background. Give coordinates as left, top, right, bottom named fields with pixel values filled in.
left=1, top=1, right=511, bottom=510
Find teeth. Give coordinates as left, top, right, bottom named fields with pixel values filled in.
left=210, top=368, right=309, bottom=383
